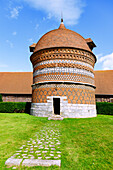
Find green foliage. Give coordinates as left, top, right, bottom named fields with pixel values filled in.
left=0, top=94, right=3, bottom=102
left=0, top=102, right=31, bottom=113
left=96, top=102, right=113, bottom=115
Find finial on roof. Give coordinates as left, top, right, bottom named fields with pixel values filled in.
left=59, top=12, right=66, bottom=29
left=61, top=11, right=63, bottom=22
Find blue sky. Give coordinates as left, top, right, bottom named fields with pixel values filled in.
left=0, top=0, right=113, bottom=72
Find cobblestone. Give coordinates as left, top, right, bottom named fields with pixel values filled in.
left=5, top=123, right=61, bottom=167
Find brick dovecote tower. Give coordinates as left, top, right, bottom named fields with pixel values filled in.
left=30, top=20, right=97, bottom=118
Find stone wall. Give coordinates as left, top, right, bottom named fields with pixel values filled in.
left=30, top=96, right=96, bottom=118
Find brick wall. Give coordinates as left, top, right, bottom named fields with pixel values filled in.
left=2, top=94, right=32, bottom=102
left=1, top=94, right=113, bottom=103
left=32, top=84, right=95, bottom=104
left=95, top=95, right=113, bottom=103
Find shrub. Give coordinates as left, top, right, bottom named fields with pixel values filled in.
left=0, top=94, right=3, bottom=102
left=0, top=102, right=31, bottom=113
left=96, top=102, right=113, bottom=115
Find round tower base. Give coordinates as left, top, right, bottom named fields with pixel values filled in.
left=30, top=102, right=97, bottom=118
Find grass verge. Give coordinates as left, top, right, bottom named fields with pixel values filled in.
left=0, top=113, right=113, bottom=169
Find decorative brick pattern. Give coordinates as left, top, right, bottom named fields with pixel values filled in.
left=33, top=67, right=94, bottom=78
left=31, top=47, right=95, bottom=89
left=32, top=84, right=95, bottom=104
left=33, top=61, right=94, bottom=73
left=31, top=48, right=95, bottom=67
left=33, top=73, right=94, bottom=85
left=34, top=59, right=93, bottom=69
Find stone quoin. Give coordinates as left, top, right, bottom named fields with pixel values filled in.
left=30, top=19, right=97, bottom=118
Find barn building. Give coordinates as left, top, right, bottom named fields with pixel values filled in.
left=29, top=19, right=97, bottom=118
left=1, top=71, right=113, bottom=103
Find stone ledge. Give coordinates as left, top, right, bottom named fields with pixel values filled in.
left=22, top=159, right=61, bottom=167
left=5, top=158, right=23, bottom=166
left=48, top=115, right=63, bottom=120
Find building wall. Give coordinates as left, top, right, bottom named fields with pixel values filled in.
left=95, top=95, right=113, bottom=103
left=2, top=94, right=32, bottom=102
left=1, top=93, right=113, bottom=103
left=31, top=84, right=96, bottom=118
left=32, top=84, right=95, bottom=104
left=30, top=47, right=96, bottom=118
left=31, top=48, right=95, bottom=86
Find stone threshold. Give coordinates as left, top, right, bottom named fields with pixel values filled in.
left=48, top=115, right=63, bottom=120
left=5, top=158, right=61, bottom=167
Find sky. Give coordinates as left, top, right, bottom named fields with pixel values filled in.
left=0, top=0, right=113, bottom=72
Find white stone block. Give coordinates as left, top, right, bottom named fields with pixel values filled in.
left=5, top=158, right=23, bottom=166
left=31, top=103, right=96, bottom=118
left=22, top=159, right=61, bottom=167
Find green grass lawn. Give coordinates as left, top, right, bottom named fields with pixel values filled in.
left=0, top=113, right=113, bottom=170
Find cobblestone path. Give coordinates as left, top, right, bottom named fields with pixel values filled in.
left=5, top=123, right=61, bottom=168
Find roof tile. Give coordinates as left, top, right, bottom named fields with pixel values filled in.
left=0, top=71, right=113, bottom=95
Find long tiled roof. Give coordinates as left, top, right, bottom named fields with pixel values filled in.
left=95, top=70, right=113, bottom=95
left=0, top=72, right=33, bottom=94
left=0, top=71, right=113, bottom=95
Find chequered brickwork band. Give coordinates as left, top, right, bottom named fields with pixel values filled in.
left=31, top=48, right=95, bottom=67
left=33, top=60, right=94, bottom=73
left=33, top=67, right=94, bottom=78
left=32, top=84, right=95, bottom=104
left=34, top=59, right=93, bottom=69
left=33, top=73, right=94, bottom=85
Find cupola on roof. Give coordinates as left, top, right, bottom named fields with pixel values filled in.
left=34, top=20, right=93, bottom=53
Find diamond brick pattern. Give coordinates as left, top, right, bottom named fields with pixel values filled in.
left=33, top=73, right=94, bottom=85
left=32, top=84, right=95, bottom=104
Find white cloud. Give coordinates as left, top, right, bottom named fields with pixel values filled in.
left=97, top=52, right=113, bottom=70
left=12, top=31, right=17, bottom=35
left=10, top=6, right=23, bottom=19
left=35, top=24, right=39, bottom=30
left=96, top=53, right=103, bottom=61
left=6, top=40, right=14, bottom=48
left=24, top=0, right=85, bottom=25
